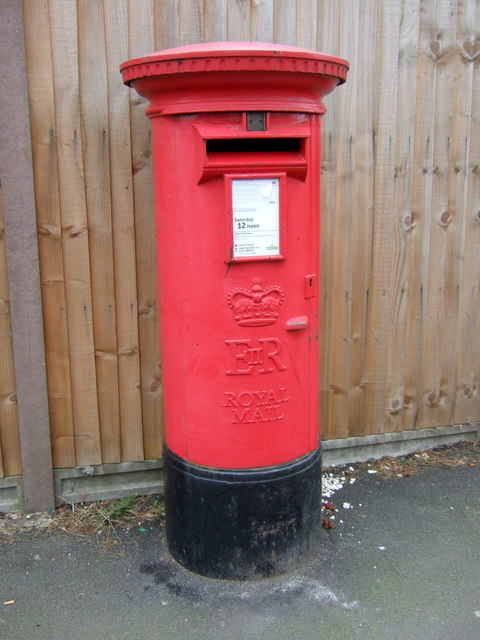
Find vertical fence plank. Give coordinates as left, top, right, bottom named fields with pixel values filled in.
left=129, top=0, right=163, bottom=460
left=451, top=0, right=479, bottom=423
left=424, top=0, right=459, bottom=428
left=250, top=0, right=274, bottom=41
left=0, top=0, right=54, bottom=510
left=273, top=0, right=297, bottom=45
left=0, top=186, right=21, bottom=478
left=295, top=0, right=317, bottom=49
left=49, top=0, right=102, bottom=466
left=436, top=0, right=470, bottom=426
left=154, top=0, right=180, bottom=48
left=0, top=178, right=5, bottom=475
left=386, top=0, right=421, bottom=432
left=414, top=0, right=457, bottom=428
left=316, top=0, right=341, bottom=439
left=323, top=1, right=360, bottom=439
left=105, top=0, right=145, bottom=462
left=347, top=0, right=378, bottom=437
left=227, top=0, right=251, bottom=40
left=23, top=0, right=76, bottom=468
left=204, top=0, right=228, bottom=40
left=363, top=0, right=400, bottom=435
left=179, top=0, right=204, bottom=44
left=406, top=0, right=437, bottom=431
left=77, top=0, right=121, bottom=464
left=461, top=36, right=480, bottom=423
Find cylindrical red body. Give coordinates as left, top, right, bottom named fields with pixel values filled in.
left=121, top=42, right=348, bottom=579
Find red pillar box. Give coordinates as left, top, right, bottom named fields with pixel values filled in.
left=121, top=42, right=348, bottom=579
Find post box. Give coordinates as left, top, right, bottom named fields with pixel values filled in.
left=121, top=42, right=348, bottom=579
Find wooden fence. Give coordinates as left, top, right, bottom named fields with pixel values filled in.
left=0, top=184, right=22, bottom=478
left=0, top=0, right=479, bottom=493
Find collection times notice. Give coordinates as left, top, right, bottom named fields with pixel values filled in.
left=232, top=178, right=280, bottom=258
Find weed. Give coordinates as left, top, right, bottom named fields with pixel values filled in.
left=99, top=494, right=137, bottom=521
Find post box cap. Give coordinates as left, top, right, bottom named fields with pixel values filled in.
left=120, top=41, right=349, bottom=115
left=121, top=41, right=348, bottom=85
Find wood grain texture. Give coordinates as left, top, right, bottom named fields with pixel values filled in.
left=250, top=0, right=273, bottom=41
left=0, top=185, right=21, bottom=478
left=78, top=0, right=121, bottom=464
left=317, top=0, right=341, bottom=440
left=105, top=0, right=144, bottom=462
left=204, top=0, right=227, bottom=40
left=273, top=0, right=297, bottom=45
left=23, top=0, right=76, bottom=468
left=295, top=0, right=317, bottom=49
left=8, top=0, right=479, bottom=479
left=386, top=0, right=420, bottom=432
left=418, top=0, right=458, bottom=429
left=0, top=0, right=54, bottom=510
left=179, top=0, right=204, bottom=44
left=154, top=0, right=180, bottom=48
left=363, top=0, right=400, bottom=435
left=450, top=0, right=480, bottom=423
left=129, top=0, right=163, bottom=460
left=227, top=0, right=251, bottom=40
left=324, top=1, right=361, bottom=439
left=49, top=0, right=102, bottom=466
left=347, top=1, right=378, bottom=437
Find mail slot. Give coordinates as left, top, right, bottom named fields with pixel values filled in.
left=121, top=42, right=348, bottom=579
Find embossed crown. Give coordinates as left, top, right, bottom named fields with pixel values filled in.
left=227, top=278, right=285, bottom=326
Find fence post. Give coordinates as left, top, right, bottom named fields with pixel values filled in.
left=0, top=0, right=54, bottom=512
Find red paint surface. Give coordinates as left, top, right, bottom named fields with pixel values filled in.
left=121, top=43, right=348, bottom=469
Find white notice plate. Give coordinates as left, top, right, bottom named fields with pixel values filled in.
left=232, top=178, right=280, bottom=258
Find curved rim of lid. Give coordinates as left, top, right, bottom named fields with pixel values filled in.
left=120, top=40, right=349, bottom=71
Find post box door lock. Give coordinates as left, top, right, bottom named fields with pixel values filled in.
left=304, top=274, right=317, bottom=298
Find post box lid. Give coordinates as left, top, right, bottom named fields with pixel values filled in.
left=120, top=42, right=349, bottom=116
left=121, top=41, right=348, bottom=84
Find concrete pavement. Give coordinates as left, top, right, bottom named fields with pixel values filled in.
left=1, top=447, right=479, bottom=640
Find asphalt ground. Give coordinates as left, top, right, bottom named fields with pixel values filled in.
left=1, top=443, right=479, bottom=640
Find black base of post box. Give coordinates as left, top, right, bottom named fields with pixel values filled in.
left=164, top=445, right=323, bottom=580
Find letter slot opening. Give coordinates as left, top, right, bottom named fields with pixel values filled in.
left=201, top=136, right=308, bottom=182
left=206, top=138, right=303, bottom=154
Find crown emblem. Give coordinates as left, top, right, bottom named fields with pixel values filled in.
left=227, top=278, right=285, bottom=326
